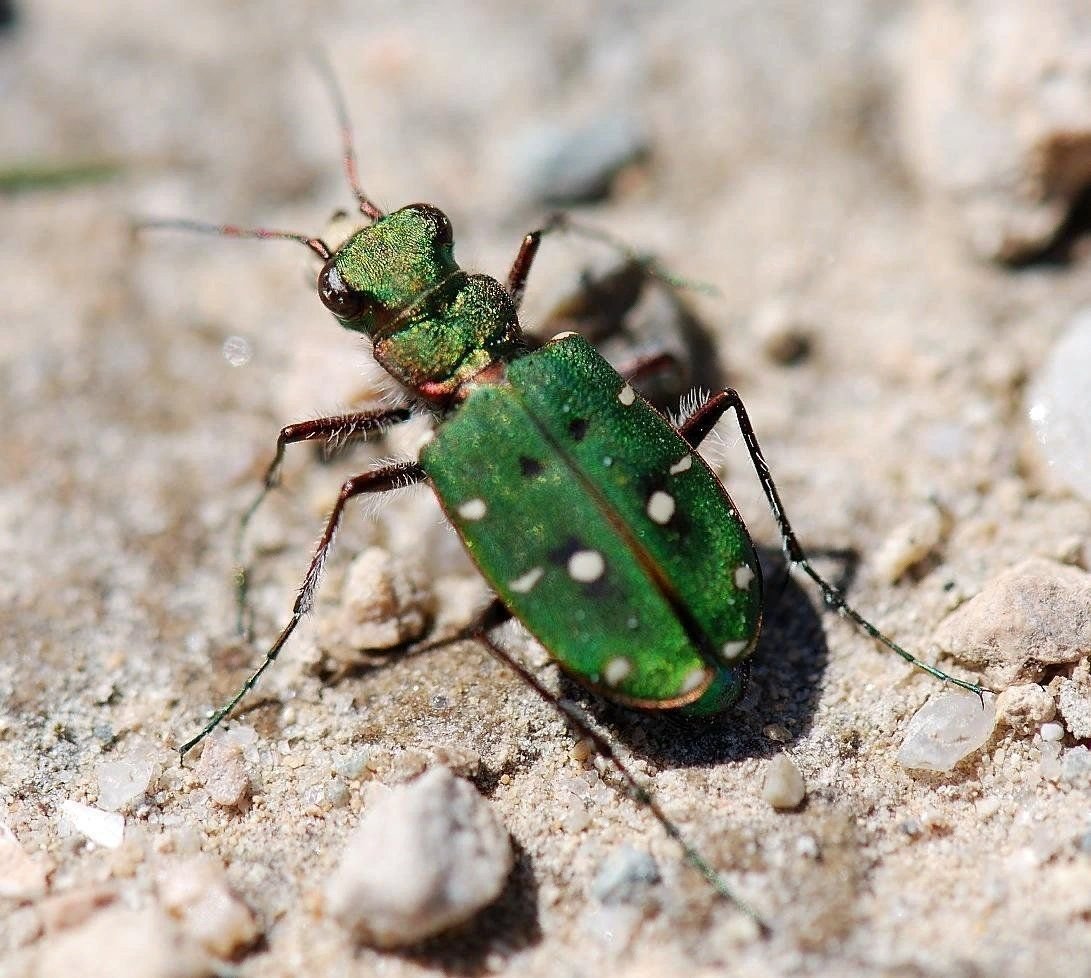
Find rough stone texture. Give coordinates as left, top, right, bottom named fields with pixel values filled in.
left=995, top=683, right=1056, bottom=735
left=897, top=693, right=997, bottom=772
left=1057, top=669, right=1091, bottom=739
left=28, top=907, right=211, bottom=978
left=1060, top=746, right=1091, bottom=787
left=901, top=0, right=1091, bottom=262
left=933, top=558, right=1091, bottom=685
left=321, top=546, right=435, bottom=658
left=0, top=825, right=48, bottom=901
left=194, top=732, right=252, bottom=809
left=5, top=4, right=1091, bottom=977
left=324, top=767, right=513, bottom=948
left=157, top=855, right=258, bottom=958
left=95, top=740, right=163, bottom=812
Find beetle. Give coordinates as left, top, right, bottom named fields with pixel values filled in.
left=146, top=65, right=985, bottom=924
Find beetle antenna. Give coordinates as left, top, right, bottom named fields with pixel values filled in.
left=309, top=51, right=385, bottom=223
left=136, top=217, right=332, bottom=260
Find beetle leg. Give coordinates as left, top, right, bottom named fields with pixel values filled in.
left=234, top=408, right=413, bottom=636
left=505, top=212, right=662, bottom=310
left=181, top=461, right=426, bottom=759
left=679, top=389, right=988, bottom=697
left=505, top=228, right=546, bottom=309
left=470, top=625, right=767, bottom=930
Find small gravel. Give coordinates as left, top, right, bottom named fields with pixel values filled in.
left=194, top=732, right=251, bottom=808
left=58, top=800, right=125, bottom=849
left=762, top=753, right=806, bottom=809
left=897, top=693, right=997, bottom=772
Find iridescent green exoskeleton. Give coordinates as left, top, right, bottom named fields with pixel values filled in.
left=147, top=67, right=986, bottom=928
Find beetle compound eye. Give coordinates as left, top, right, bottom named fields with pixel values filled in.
left=318, top=258, right=369, bottom=321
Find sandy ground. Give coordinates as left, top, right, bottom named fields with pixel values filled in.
left=3, top=2, right=1091, bottom=976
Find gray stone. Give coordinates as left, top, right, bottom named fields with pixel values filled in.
left=591, top=846, right=660, bottom=906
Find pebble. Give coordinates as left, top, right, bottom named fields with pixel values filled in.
left=897, top=693, right=996, bottom=772
left=195, top=731, right=251, bottom=808
left=323, top=547, right=434, bottom=658
left=31, top=907, right=210, bottom=978
left=0, top=823, right=48, bottom=899
left=995, top=683, right=1056, bottom=735
left=932, top=558, right=1091, bottom=685
left=591, top=846, right=660, bottom=906
left=157, top=854, right=258, bottom=958
left=324, top=766, right=513, bottom=948
left=1028, top=310, right=1091, bottom=503
left=873, top=502, right=947, bottom=584
left=95, top=741, right=162, bottom=812
left=517, top=111, right=648, bottom=205
left=762, top=754, right=806, bottom=809
left=59, top=800, right=125, bottom=849
left=751, top=300, right=813, bottom=366
left=1040, top=721, right=1065, bottom=743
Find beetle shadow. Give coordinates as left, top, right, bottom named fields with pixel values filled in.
left=386, top=839, right=541, bottom=976
left=560, top=545, right=852, bottom=770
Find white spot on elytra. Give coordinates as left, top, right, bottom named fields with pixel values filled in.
left=618, top=384, right=635, bottom=406
left=568, top=550, right=605, bottom=582
left=604, top=657, right=633, bottom=686
left=680, top=668, right=708, bottom=695
left=508, top=567, right=544, bottom=593
left=457, top=498, right=487, bottom=521
left=669, top=454, right=693, bottom=475
left=734, top=565, right=755, bottom=590
left=646, top=491, right=675, bottom=524
left=550, top=331, right=578, bottom=342
left=721, top=639, right=749, bottom=661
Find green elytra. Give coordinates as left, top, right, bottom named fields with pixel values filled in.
left=147, top=68, right=987, bottom=926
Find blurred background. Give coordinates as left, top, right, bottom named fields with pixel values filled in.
left=3, top=3, right=1091, bottom=976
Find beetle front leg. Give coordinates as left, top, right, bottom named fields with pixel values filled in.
left=182, top=460, right=426, bottom=759
left=679, top=389, right=987, bottom=697
left=234, top=408, right=412, bottom=635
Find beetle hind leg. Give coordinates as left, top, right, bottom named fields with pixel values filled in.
left=679, top=388, right=989, bottom=699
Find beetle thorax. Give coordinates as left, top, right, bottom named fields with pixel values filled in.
left=317, top=204, right=523, bottom=405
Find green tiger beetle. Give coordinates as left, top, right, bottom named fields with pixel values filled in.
left=144, top=63, right=986, bottom=930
